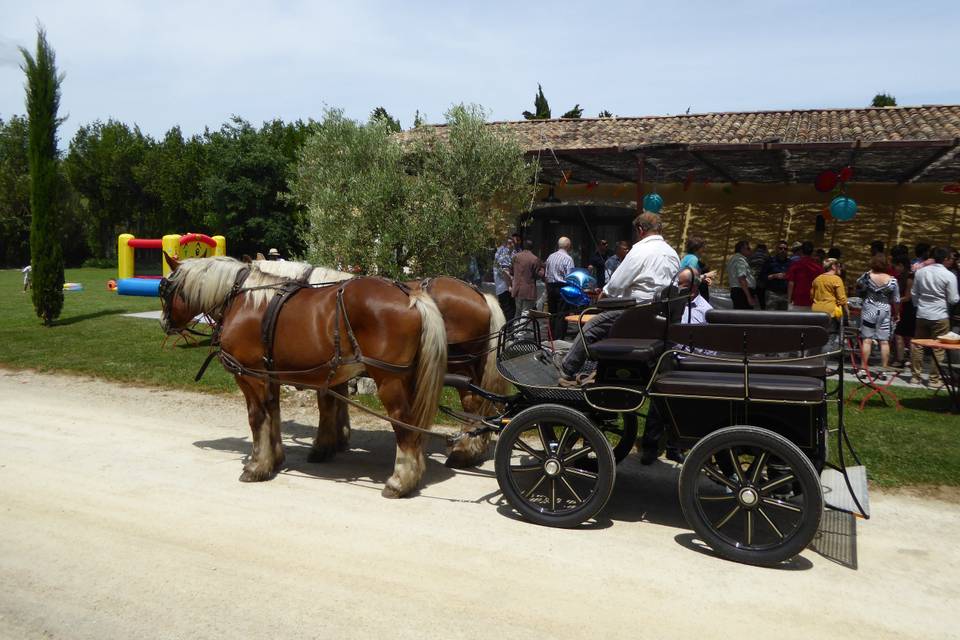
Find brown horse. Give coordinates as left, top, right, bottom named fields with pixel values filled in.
left=160, top=255, right=447, bottom=498
left=243, top=260, right=509, bottom=468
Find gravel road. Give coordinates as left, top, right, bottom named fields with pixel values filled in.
left=1, top=369, right=957, bottom=639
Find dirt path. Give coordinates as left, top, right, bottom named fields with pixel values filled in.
left=1, top=369, right=958, bottom=639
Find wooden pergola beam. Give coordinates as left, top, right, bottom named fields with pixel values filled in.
left=902, top=140, right=960, bottom=183
left=687, top=150, right=740, bottom=184
left=557, top=153, right=635, bottom=183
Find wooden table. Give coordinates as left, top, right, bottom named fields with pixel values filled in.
left=565, top=314, right=597, bottom=324
left=911, top=338, right=960, bottom=412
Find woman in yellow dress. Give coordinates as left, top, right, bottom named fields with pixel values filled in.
left=811, top=258, right=849, bottom=339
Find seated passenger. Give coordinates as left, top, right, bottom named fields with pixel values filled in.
left=641, top=268, right=709, bottom=464
left=558, top=212, right=680, bottom=386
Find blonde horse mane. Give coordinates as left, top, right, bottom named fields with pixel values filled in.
left=166, top=256, right=248, bottom=316
left=167, top=256, right=356, bottom=313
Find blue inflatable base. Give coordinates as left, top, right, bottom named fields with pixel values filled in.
left=117, top=278, right=161, bottom=296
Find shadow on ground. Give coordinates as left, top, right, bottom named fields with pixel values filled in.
left=195, top=420, right=840, bottom=570
left=55, top=309, right=130, bottom=326
left=194, top=419, right=458, bottom=494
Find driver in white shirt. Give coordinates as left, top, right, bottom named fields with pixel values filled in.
left=558, top=212, right=679, bottom=385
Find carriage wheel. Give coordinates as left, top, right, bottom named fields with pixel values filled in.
left=536, top=412, right=636, bottom=472
left=678, top=426, right=823, bottom=567
left=495, top=404, right=615, bottom=528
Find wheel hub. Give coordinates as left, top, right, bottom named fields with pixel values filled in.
left=543, top=458, right=562, bottom=477
left=738, top=486, right=759, bottom=508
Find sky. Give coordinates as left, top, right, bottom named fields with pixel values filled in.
left=2, top=0, right=959, bottom=144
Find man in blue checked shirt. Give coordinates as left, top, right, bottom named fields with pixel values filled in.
left=544, top=236, right=576, bottom=339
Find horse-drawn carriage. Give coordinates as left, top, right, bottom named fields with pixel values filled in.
left=444, top=287, right=871, bottom=566
left=160, top=256, right=869, bottom=567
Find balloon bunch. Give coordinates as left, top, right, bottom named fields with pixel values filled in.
left=560, top=268, right=598, bottom=306
left=814, top=166, right=857, bottom=221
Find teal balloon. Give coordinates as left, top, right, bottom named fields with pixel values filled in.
left=830, top=196, right=857, bottom=221
left=643, top=192, right=664, bottom=213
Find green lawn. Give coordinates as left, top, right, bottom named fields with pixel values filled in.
left=1, top=267, right=957, bottom=487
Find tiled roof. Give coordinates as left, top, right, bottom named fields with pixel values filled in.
left=408, top=106, right=960, bottom=151
left=402, top=106, right=960, bottom=184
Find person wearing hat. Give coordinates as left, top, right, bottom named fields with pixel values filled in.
left=789, top=241, right=803, bottom=263
left=267, top=248, right=284, bottom=262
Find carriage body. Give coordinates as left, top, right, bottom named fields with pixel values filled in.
left=484, top=295, right=868, bottom=566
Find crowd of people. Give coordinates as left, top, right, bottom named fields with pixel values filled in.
left=491, top=221, right=960, bottom=391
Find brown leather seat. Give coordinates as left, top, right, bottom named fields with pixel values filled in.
left=674, top=355, right=827, bottom=377
left=589, top=338, right=664, bottom=362
left=652, top=370, right=824, bottom=402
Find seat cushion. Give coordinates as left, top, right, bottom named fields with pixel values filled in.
left=674, top=355, right=827, bottom=377
left=590, top=338, right=664, bottom=362
left=652, top=370, right=824, bottom=402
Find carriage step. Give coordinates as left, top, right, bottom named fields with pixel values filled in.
left=820, top=465, right=870, bottom=518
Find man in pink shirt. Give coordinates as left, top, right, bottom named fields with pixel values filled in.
left=786, top=241, right=822, bottom=310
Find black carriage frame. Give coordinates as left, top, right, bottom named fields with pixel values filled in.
left=443, top=289, right=870, bottom=566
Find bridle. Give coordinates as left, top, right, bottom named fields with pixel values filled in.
left=158, top=275, right=217, bottom=345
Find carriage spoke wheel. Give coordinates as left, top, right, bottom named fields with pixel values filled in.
left=678, top=426, right=823, bottom=567
left=495, top=404, right=615, bottom=528
left=534, top=412, right=637, bottom=473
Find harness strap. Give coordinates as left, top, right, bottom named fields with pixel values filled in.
left=261, top=281, right=303, bottom=371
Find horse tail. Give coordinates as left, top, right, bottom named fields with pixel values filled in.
left=408, top=290, right=448, bottom=429
left=478, top=293, right=510, bottom=411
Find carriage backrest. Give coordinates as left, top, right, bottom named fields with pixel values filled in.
left=667, top=323, right=830, bottom=354
left=607, top=299, right=666, bottom=339
left=705, top=309, right=832, bottom=331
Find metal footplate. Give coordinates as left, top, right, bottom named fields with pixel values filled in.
left=820, top=465, right=870, bottom=518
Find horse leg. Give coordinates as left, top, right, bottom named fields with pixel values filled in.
left=309, top=389, right=341, bottom=462
left=236, top=376, right=281, bottom=482
left=333, top=382, right=352, bottom=452
left=267, top=382, right=284, bottom=472
left=375, top=376, right=426, bottom=498
left=445, top=365, right=492, bottom=469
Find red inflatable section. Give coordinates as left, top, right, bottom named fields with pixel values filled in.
left=127, top=238, right=163, bottom=249
left=179, top=233, right=217, bottom=247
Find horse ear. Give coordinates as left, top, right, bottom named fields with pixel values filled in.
left=163, top=252, right=181, bottom=271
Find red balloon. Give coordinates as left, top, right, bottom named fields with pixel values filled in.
left=815, top=170, right=838, bottom=192
left=838, top=166, right=853, bottom=182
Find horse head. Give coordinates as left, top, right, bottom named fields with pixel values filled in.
left=159, top=253, right=194, bottom=335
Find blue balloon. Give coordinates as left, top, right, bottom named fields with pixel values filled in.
left=643, top=192, right=664, bottom=213
left=560, top=284, right=589, bottom=306
left=830, top=195, right=857, bottom=221
left=565, top=268, right=597, bottom=291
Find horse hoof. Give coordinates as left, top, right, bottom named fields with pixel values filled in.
left=445, top=449, right=485, bottom=469
left=381, top=485, right=403, bottom=499
left=239, top=468, right=271, bottom=482
left=307, top=447, right=335, bottom=463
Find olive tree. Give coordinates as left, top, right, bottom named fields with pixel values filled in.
left=291, top=104, right=536, bottom=279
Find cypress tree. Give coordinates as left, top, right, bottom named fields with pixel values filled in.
left=20, top=27, right=64, bottom=325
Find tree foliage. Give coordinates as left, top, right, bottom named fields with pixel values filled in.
left=20, top=27, right=64, bottom=325
left=522, top=84, right=584, bottom=120
left=522, top=84, right=551, bottom=120
left=598, top=110, right=614, bottom=118
left=370, top=107, right=402, bottom=133
left=203, top=117, right=311, bottom=258
left=0, top=115, right=32, bottom=267
left=871, top=93, right=897, bottom=107
left=292, top=104, right=536, bottom=279
left=64, top=119, right=151, bottom=257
